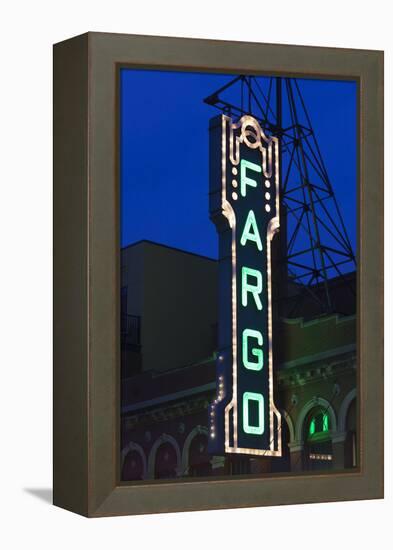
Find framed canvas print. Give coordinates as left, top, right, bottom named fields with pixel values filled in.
left=53, top=32, right=383, bottom=517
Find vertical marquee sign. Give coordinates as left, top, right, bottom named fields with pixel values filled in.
left=209, top=114, right=282, bottom=457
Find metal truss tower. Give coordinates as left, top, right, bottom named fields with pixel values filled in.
left=205, top=76, right=356, bottom=317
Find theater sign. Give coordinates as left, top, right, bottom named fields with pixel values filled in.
left=209, top=114, right=282, bottom=457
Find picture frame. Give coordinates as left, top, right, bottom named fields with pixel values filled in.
left=53, top=32, right=383, bottom=517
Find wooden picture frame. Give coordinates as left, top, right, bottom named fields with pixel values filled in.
left=53, top=32, right=383, bottom=517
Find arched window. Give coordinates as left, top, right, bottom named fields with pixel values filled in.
left=304, top=408, right=333, bottom=471
left=308, top=411, right=330, bottom=437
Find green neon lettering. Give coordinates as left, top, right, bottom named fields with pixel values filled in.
left=243, top=392, right=264, bottom=435
left=240, top=210, right=263, bottom=251
left=240, top=159, right=261, bottom=197
left=242, top=267, right=263, bottom=310
left=242, top=328, right=263, bottom=371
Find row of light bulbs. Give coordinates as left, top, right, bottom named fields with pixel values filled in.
left=210, top=373, right=225, bottom=439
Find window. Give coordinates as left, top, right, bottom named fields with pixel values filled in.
left=304, top=408, right=333, bottom=471
left=308, top=411, right=330, bottom=437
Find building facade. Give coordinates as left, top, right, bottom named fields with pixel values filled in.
left=121, top=241, right=357, bottom=481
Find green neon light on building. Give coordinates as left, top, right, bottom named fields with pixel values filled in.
left=242, top=328, right=263, bottom=371
left=241, top=266, right=263, bottom=310
left=240, top=159, right=261, bottom=197
left=243, top=392, right=264, bottom=435
left=240, top=209, right=263, bottom=251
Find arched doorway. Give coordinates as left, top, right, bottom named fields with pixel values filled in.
left=121, top=444, right=146, bottom=481
left=154, top=441, right=179, bottom=479
left=303, top=408, right=333, bottom=471
left=188, top=432, right=211, bottom=477
left=271, top=414, right=291, bottom=473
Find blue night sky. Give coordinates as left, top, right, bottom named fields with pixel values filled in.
left=120, top=69, right=356, bottom=260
